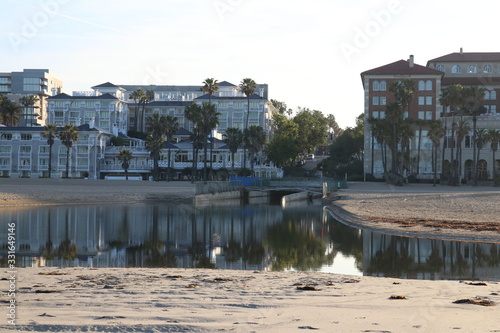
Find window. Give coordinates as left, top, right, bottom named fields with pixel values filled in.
left=249, top=112, right=258, bottom=120
left=425, top=80, right=432, bottom=90
left=218, top=102, right=228, bottom=108
left=485, top=90, right=497, bottom=100
left=379, top=81, right=386, bottom=91
left=77, top=146, right=89, bottom=154
left=19, top=146, right=31, bottom=153
left=452, top=65, right=461, bottom=74
left=492, top=91, right=497, bottom=100
left=21, top=134, right=32, bottom=140
left=372, top=111, right=379, bottom=119
left=218, top=122, right=227, bottom=129
left=86, top=101, right=95, bottom=108
left=467, top=65, right=477, bottom=73
left=0, top=158, right=11, bottom=166
left=55, top=101, right=64, bottom=108
left=380, top=96, right=386, bottom=105
left=372, top=80, right=379, bottom=91
left=484, top=65, right=492, bottom=73
left=232, top=121, right=243, bottom=129
left=0, top=146, right=11, bottom=153
left=100, top=111, right=110, bottom=118
left=418, top=96, right=425, bottom=105
left=436, top=65, right=445, bottom=72
left=39, top=146, right=49, bottom=154
left=39, top=158, right=48, bottom=166
left=418, top=111, right=425, bottom=120
left=85, top=111, right=94, bottom=118
left=372, top=97, right=379, bottom=105
left=77, top=158, right=88, bottom=166
left=418, top=80, right=425, bottom=90
left=1, top=134, right=12, bottom=140
left=233, top=112, right=243, bottom=119
left=55, top=111, right=64, bottom=118
left=426, top=111, right=432, bottom=119
left=426, top=96, right=433, bottom=105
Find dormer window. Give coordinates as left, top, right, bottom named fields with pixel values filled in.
left=436, top=65, right=445, bottom=72
left=484, top=65, right=492, bottom=73
left=451, top=65, right=461, bottom=74
left=467, top=65, right=477, bottom=74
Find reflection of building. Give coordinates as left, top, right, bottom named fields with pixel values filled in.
left=362, top=50, right=500, bottom=181
left=362, top=231, right=500, bottom=280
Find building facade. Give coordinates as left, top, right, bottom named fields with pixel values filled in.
left=362, top=51, right=500, bottom=182
left=0, top=124, right=111, bottom=179
left=0, top=69, right=63, bottom=127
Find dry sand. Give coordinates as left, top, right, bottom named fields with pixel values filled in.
left=1, top=179, right=500, bottom=332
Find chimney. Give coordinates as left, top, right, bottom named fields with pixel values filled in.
left=460, top=47, right=463, bottom=54
left=409, top=55, right=414, bottom=68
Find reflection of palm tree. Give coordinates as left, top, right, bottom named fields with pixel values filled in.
left=40, top=210, right=55, bottom=260
left=144, top=205, right=178, bottom=268
left=58, top=209, right=77, bottom=261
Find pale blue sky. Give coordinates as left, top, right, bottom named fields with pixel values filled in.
left=1, top=0, right=498, bottom=128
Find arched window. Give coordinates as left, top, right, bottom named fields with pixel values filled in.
left=425, top=80, right=432, bottom=90
left=379, top=80, right=386, bottom=91
left=467, top=65, right=477, bottom=73
left=372, top=80, right=379, bottom=91
left=418, top=80, right=425, bottom=90
left=485, top=91, right=490, bottom=100
left=484, top=65, right=492, bottom=73
left=452, top=65, right=461, bottom=74
left=491, top=90, right=497, bottom=100
left=436, top=65, right=445, bottom=72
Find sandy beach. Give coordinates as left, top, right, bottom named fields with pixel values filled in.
left=1, top=179, right=500, bottom=332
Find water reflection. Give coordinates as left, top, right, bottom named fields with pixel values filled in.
left=1, top=203, right=500, bottom=280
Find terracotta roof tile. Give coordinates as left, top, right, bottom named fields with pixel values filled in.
left=361, top=60, right=444, bottom=76
left=428, top=52, right=500, bottom=63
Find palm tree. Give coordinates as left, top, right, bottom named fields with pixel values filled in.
left=42, top=124, right=57, bottom=178
left=140, top=90, right=155, bottom=133
left=399, top=119, right=414, bottom=177
left=129, top=88, right=146, bottom=132
left=455, top=119, right=470, bottom=184
left=146, top=113, right=167, bottom=181
left=239, top=78, right=257, bottom=170
left=223, top=127, right=243, bottom=175
left=164, top=115, right=180, bottom=181
left=475, top=128, right=488, bottom=181
left=486, top=129, right=500, bottom=185
left=201, top=78, right=219, bottom=171
left=427, top=120, right=444, bottom=187
left=461, top=85, right=485, bottom=186
left=0, top=98, right=23, bottom=126
left=244, top=125, right=266, bottom=174
left=19, top=95, right=39, bottom=126
left=440, top=85, right=463, bottom=180
left=414, top=119, right=432, bottom=177
left=117, top=149, right=133, bottom=180
left=368, top=117, right=389, bottom=174
left=57, top=124, right=79, bottom=178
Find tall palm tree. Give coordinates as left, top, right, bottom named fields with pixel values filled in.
left=486, top=129, right=500, bottom=185
left=239, top=78, right=257, bottom=170
left=117, top=149, right=133, bottom=180
left=475, top=128, right=488, bottom=181
left=461, top=85, right=485, bottom=186
left=164, top=115, right=179, bottom=181
left=368, top=117, right=389, bottom=174
left=223, top=127, right=243, bottom=175
left=244, top=125, right=266, bottom=174
left=185, top=102, right=220, bottom=181
left=388, top=79, right=415, bottom=175
left=201, top=78, right=219, bottom=171
left=19, top=95, right=39, bottom=126
left=42, top=124, right=57, bottom=178
left=440, top=84, right=464, bottom=184
left=427, top=120, right=444, bottom=187
left=129, top=88, right=146, bottom=132
left=146, top=113, right=167, bottom=181
left=57, top=124, right=79, bottom=178
left=140, top=90, right=155, bottom=133
left=455, top=119, right=470, bottom=184
left=400, top=119, right=414, bottom=177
